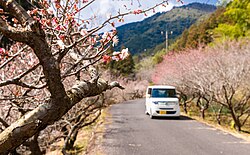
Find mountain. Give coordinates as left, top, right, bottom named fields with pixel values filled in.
left=115, top=3, right=216, bottom=55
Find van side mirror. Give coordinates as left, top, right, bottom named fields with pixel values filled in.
left=146, top=94, right=151, bottom=98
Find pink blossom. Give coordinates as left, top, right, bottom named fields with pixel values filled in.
left=118, top=18, right=124, bottom=22
left=110, top=48, right=129, bottom=61
left=111, top=51, right=120, bottom=61
left=42, top=0, right=49, bottom=8
left=47, top=9, right=53, bottom=15
left=102, top=55, right=111, bottom=63
left=73, top=4, right=79, bottom=12
left=102, top=32, right=112, bottom=43
left=52, top=17, right=59, bottom=25
left=12, top=18, right=18, bottom=24
left=55, top=4, right=61, bottom=9
left=55, top=25, right=60, bottom=30
left=112, top=51, right=120, bottom=56
left=55, top=25, right=64, bottom=31
left=111, top=22, right=115, bottom=27
left=87, top=45, right=93, bottom=50
left=0, top=48, right=5, bottom=55
left=56, top=40, right=65, bottom=49
left=102, top=32, right=110, bottom=39
left=112, top=36, right=119, bottom=46
left=120, top=48, right=129, bottom=60
left=33, top=16, right=40, bottom=21
left=88, top=37, right=96, bottom=45
left=31, top=8, right=39, bottom=15
left=112, top=55, right=120, bottom=61
left=59, top=35, right=65, bottom=41
left=80, top=29, right=88, bottom=36
left=153, top=8, right=155, bottom=13
left=133, top=9, right=143, bottom=14
left=40, top=9, right=47, bottom=16
left=0, top=48, right=8, bottom=59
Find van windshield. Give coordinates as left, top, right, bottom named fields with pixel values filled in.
left=151, top=89, right=176, bottom=98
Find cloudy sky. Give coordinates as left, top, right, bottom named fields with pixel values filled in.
left=80, top=0, right=218, bottom=31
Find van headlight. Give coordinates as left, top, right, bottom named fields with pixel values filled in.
left=168, top=102, right=179, bottom=105
left=153, top=101, right=159, bottom=105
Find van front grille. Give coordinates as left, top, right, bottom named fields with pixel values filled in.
left=159, top=108, right=174, bottom=110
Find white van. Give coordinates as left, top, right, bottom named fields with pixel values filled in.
left=145, top=85, right=180, bottom=119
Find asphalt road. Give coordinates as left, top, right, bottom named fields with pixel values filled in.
left=101, top=99, right=250, bottom=155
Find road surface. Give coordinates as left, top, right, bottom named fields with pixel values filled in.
left=101, top=99, right=250, bottom=155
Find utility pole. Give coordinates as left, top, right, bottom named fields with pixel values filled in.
left=165, top=30, right=173, bottom=53
left=165, top=30, right=168, bottom=53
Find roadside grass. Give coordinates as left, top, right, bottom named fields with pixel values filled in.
left=46, top=109, right=109, bottom=155
left=84, top=108, right=111, bottom=155
left=182, top=105, right=250, bottom=141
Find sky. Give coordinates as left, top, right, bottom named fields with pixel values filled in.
left=80, top=0, right=218, bottom=31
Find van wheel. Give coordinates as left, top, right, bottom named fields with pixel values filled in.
left=149, top=109, right=154, bottom=119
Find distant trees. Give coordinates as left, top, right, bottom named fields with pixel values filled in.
left=171, top=7, right=226, bottom=51
left=152, top=49, right=165, bottom=64
left=153, top=41, right=250, bottom=131
left=214, top=0, right=250, bottom=40
left=171, top=0, right=250, bottom=52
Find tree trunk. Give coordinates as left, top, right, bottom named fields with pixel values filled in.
left=183, top=102, right=188, bottom=114
left=200, top=109, right=205, bottom=119
left=229, top=106, right=241, bottom=132
left=62, top=128, right=78, bottom=155
left=216, top=105, right=223, bottom=125
left=24, top=133, right=43, bottom=155
left=0, top=80, right=123, bottom=154
left=9, top=150, right=21, bottom=155
left=180, top=93, right=188, bottom=114
left=65, top=130, right=79, bottom=151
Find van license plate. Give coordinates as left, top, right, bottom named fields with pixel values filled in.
left=160, top=111, right=167, bottom=114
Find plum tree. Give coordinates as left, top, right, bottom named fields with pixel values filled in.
left=0, top=0, right=171, bottom=153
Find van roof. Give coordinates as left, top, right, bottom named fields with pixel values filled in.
left=147, top=85, right=176, bottom=89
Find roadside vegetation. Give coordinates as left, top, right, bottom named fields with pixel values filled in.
left=152, top=40, right=250, bottom=132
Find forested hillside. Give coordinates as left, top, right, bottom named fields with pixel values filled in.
left=116, top=3, right=216, bottom=55
left=171, top=0, right=250, bottom=51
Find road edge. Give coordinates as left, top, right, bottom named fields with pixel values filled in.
left=181, top=112, right=250, bottom=143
